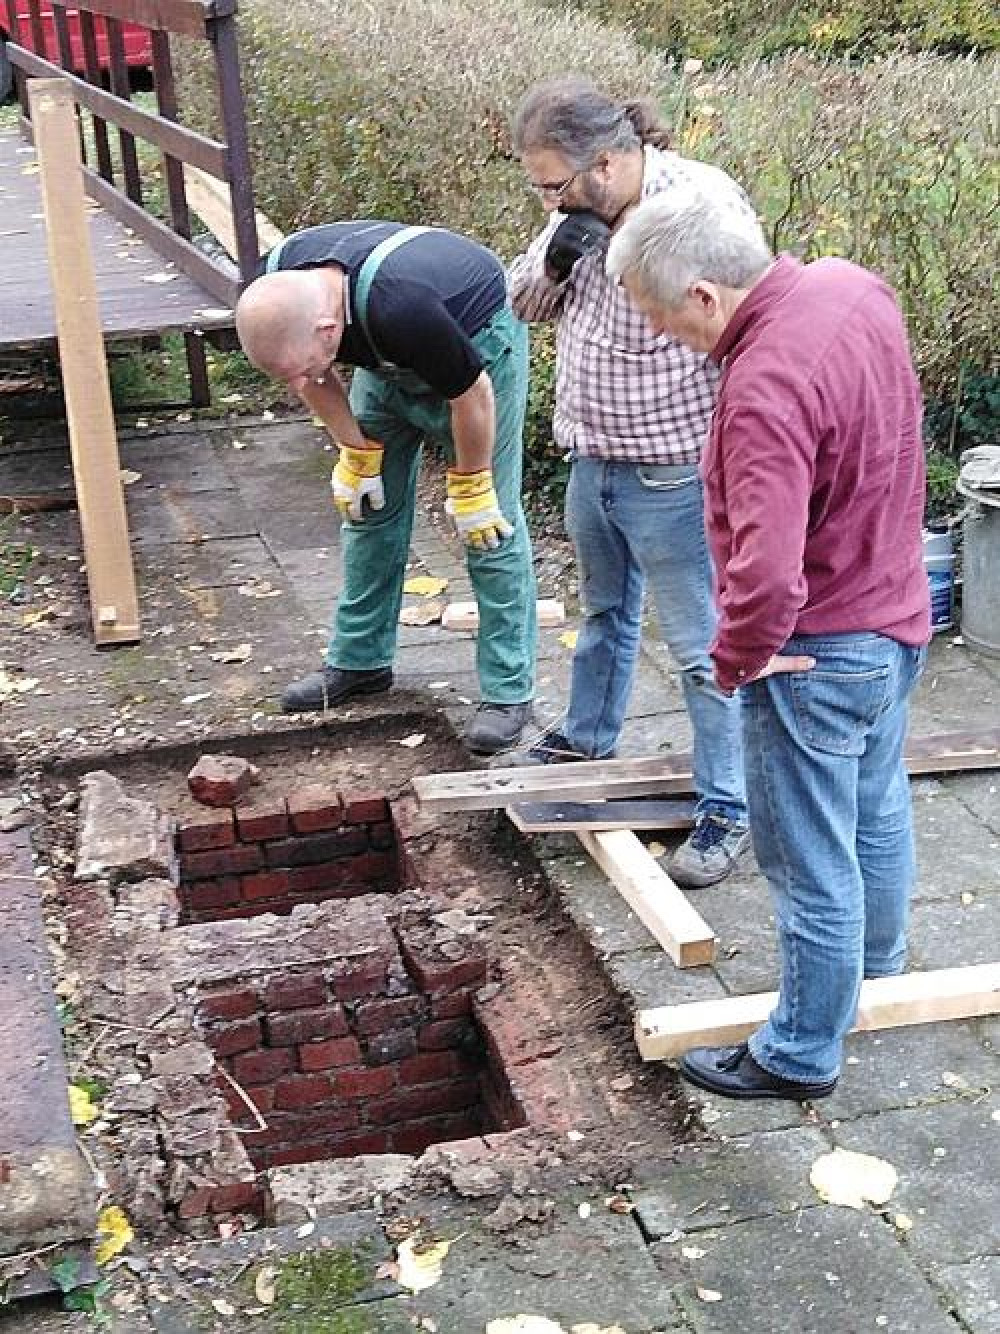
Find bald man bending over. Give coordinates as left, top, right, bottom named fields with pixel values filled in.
left=236, top=221, right=537, bottom=755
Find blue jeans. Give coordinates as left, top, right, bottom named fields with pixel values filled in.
left=561, top=458, right=745, bottom=824
left=742, top=632, right=926, bottom=1084
left=330, top=308, right=537, bottom=704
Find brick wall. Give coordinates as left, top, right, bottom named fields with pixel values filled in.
left=190, top=905, right=517, bottom=1168
left=176, top=787, right=409, bottom=923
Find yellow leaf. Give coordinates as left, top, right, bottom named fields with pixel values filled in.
left=403, top=575, right=449, bottom=598
left=95, top=1206, right=134, bottom=1265
left=809, top=1148, right=898, bottom=1209
left=395, top=1235, right=452, bottom=1293
left=559, top=630, right=578, bottom=650
left=69, top=1084, right=99, bottom=1126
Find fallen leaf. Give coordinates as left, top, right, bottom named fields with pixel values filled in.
left=403, top=575, right=449, bottom=598
left=696, top=1287, right=722, bottom=1302
left=238, top=579, right=282, bottom=599
left=181, top=692, right=213, bottom=705
left=605, top=1195, right=633, bottom=1214
left=210, top=644, right=253, bottom=664
left=142, top=272, right=177, bottom=284
left=69, top=1084, right=99, bottom=1126
left=399, top=600, right=444, bottom=626
left=295, top=1221, right=316, bottom=1239
left=682, top=1245, right=706, bottom=1259
left=95, top=1206, right=134, bottom=1265
left=646, top=841, right=666, bottom=858
left=398, top=733, right=426, bottom=748
left=211, top=1298, right=236, bottom=1316
left=809, top=1148, right=898, bottom=1209
left=559, top=630, right=579, bottom=650
left=231, top=439, right=249, bottom=451
left=395, top=1235, right=452, bottom=1293
left=254, top=1265, right=278, bottom=1305
left=195, top=308, right=234, bottom=320
left=608, top=1075, right=634, bottom=1092
left=0, top=669, right=40, bottom=699
left=119, top=469, right=142, bottom=485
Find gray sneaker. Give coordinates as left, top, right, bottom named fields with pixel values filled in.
left=668, top=814, right=751, bottom=888
left=464, top=702, right=533, bottom=755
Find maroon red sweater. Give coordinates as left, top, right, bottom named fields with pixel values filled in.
left=703, top=255, right=931, bottom=693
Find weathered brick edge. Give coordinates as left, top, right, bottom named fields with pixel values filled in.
left=176, top=788, right=411, bottom=922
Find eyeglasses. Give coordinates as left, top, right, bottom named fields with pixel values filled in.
left=528, top=167, right=589, bottom=201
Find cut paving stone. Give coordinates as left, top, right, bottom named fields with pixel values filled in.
left=0, top=823, right=96, bottom=1258
left=658, top=1205, right=959, bottom=1333
left=830, top=1097, right=1000, bottom=1266
left=633, top=1125, right=832, bottom=1236
left=912, top=789, right=1000, bottom=901
left=908, top=891, right=1000, bottom=969
left=75, top=770, right=178, bottom=885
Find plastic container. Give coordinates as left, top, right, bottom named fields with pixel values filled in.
left=959, top=486, right=1000, bottom=657
left=922, top=525, right=955, bottom=634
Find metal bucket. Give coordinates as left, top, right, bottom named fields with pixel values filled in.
left=959, top=482, right=1000, bottom=658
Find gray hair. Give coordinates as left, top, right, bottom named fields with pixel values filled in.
left=513, top=75, right=671, bottom=169
left=607, top=190, right=773, bottom=307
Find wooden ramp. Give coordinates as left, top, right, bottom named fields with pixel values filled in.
left=0, top=126, right=235, bottom=351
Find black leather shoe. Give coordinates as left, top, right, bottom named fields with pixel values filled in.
left=680, top=1042, right=837, bottom=1101
left=280, top=665, right=393, bottom=713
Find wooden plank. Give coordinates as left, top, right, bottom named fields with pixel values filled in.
left=578, top=829, right=716, bottom=968
left=413, top=727, right=1000, bottom=813
left=182, top=163, right=284, bottom=262
left=507, top=797, right=697, bottom=834
left=413, top=752, right=696, bottom=813
left=29, top=78, right=140, bottom=646
left=635, top=962, right=1000, bottom=1061
left=441, top=598, right=565, bottom=632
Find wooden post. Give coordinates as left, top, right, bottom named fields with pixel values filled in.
left=29, top=78, right=140, bottom=646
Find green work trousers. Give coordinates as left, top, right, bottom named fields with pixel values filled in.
left=328, top=306, right=537, bottom=705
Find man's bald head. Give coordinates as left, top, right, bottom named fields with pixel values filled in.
left=235, top=268, right=343, bottom=384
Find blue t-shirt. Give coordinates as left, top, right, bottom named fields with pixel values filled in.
left=266, top=221, right=506, bottom=399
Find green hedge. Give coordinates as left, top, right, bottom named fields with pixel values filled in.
left=543, top=0, right=999, bottom=61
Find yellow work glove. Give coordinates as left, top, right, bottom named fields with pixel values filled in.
left=444, top=469, right=513, bottom=550
left=331, top=440, right=385, bottom=521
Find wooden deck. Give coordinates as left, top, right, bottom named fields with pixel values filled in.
left=0, top=125, right=235, bottom=350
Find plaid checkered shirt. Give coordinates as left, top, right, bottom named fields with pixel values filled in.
left=509, top=146, right=754, bottom=464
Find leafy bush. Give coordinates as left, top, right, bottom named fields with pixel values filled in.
left=542, top=0, right=999, bottom=61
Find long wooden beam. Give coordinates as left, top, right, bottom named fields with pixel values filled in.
left=507, top=797, right=697, bottom=834
left=578, top=830, right=717, bottom=968
left=635, top=962, right=1000, bottom=1061
left=414, top=727, right=1000, bottom=813
left=29, top=78, right=140, bottom=646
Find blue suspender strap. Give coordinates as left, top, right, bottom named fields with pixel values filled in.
left=264, top=239, right=286, bottom=273
left=354, top=226, right=431, bottom=365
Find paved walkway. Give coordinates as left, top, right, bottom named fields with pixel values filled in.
left=2, top=415, right=998, bottom=1332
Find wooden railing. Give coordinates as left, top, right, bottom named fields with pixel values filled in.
left=1, top=0, right=260, bottom=400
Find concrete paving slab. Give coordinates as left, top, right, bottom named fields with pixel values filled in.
left=935, top=1255, right=1000, bottom=1333
left=633, top=1125, right=832, bottom=1234
left=657, top=1205, right=959, bottom=1333
left=908, top=890, right=1000, bottom=968
left=830, top=1097, right=1000, bottom=1265
left=912, top=788, right=1000, bottom=901
left=946, top=770, right=1000, bottom=834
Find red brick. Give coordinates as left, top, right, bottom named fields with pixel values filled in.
left=348, top=851, right=400, bottom=884
left=205, top=1018, right=262, bottom=1058
left=366, top=1030, right=417, bottom=1064
left=177, top=1186, right=214, bottom=1219
left=418, top=1019, right=473, bottom=1051
left=198, top=988, right=259, bottom=1022
left=184, top=877, right=242, bottom=911
left=265, top=1145, right=322, bottom=1168
left=330, top=1066, right=397, bottom=1099
left=284, top=1106, right=361, bottom=1138
left=331, top=957, right=390, bottom=1001
left=235, top=801, right=289, bottom=842
left=368, top=820, right=399, bottom=852
left=264, top=974, right=328, bottom=1011
left=183, top=845, right=263, bottom=878
left=211, top=1181, right=263, bottom=1214
left=232, top=1047, right=293, bottom=1086
left=367, top=1078, right=481, bottom=1126
left=399, top=1052, right=456, bottom=1085
left=265, top=828, right=369, bottom=869
left=299, top=1036, right=362, bottom=1071
left=286, top=862, right=352, bottom=895
left=273, top=1074, right=332, bottom=1110
left=401, top=937, right=489, bottom=995
left=389, top=1117, right=468, bottom=1155
left=177, top=809, right=235, bottom=852
left=265, top=1005, right=348, bottom=1046
left=287, top=786, right=344, bottom=833
left=343, top=793, right=389, bottom=825
left=353, top=996, right=423, bottom=1035
left=222, top=1083, right=274, bottom=1120
left=431, top=990, right=473, bottom=1019
left=320, top=1129, right=390, bottom=1156
left=241, top=869, right=291, bottom=902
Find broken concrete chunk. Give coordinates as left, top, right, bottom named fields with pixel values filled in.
left=269, top=1154, right=415, bottom=1223
left=187, top=755, right=260, bottom=807
left=76, top=771, right=178, bottom=885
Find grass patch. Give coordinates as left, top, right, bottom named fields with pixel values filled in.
left=257, top=1246, right=378, bottom=1334
left=0, top=515, right=36, bottom=597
